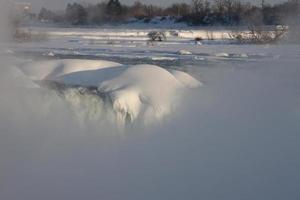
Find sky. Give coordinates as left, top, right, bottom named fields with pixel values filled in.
left=13, top=0, right=287, bottom=12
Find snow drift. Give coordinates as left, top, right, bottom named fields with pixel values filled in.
left=18, top=59, right=201, bottom=124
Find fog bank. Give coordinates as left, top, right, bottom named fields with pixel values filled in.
left=1, top=54, right=300, bottom=200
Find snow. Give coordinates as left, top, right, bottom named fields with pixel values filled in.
left=12, top=26, right=299, bottom=125
left=215, top=52, right=230, bottom=57
left=12, top=26, right=293, bottom=63
left=19, top=59, right=201, bottom=123
left=151, top=56, right=178, bottom=61
left=177, top=49, right=193, bottom=55
left=19, top=59, right=123, bottom=81
left=24, top=26, right=235, bottom=40
left=169, top=70, right=202, bottom=88
left=98, top=64, right=189, bottom=122
left=47, top=52, right=55, bottom=56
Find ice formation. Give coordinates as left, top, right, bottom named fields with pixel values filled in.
left=18, top=59, right=201, bottom=124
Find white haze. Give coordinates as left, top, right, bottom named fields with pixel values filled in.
left=1, top=55, right=300, bottom=200
left=1, top=2, right=300, bottom=200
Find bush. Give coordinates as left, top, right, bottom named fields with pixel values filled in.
left=230, top=25, right=288, bottom=44
left=147, top=31, right=167, bottom=41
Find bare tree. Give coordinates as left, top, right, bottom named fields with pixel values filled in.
left=165, top=3, right=191, bottom=17
left=147, top=31, right=167, bottom=41
left=230, top=25, right=288, bottom=44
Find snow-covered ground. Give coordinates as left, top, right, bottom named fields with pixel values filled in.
left=6, top=27, right=245, bottom=60
left=1, top=26, right=300, bottom=200
left=6, top=26, right=298, bottom=65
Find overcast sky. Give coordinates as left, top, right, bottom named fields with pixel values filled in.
left=14, top=0, right=287, bottom=11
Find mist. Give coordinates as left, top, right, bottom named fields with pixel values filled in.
left=1, top=56, right=300, bottom=200
left=1, top=1, right=300, bottom=200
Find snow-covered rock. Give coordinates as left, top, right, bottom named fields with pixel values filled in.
left=98, top=64, right=186, bottom=122
left=215, top=53, right=229, bottom=57
left=48, top=52, right=55, bottom=57
left=177, top=49, right=193, bottom=55
left=18, top=59, right=201, bottom=124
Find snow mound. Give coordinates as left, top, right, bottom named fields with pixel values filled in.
left=19, top=59, right=201, bottom=124
left=177, top=49, right=193, bottom=55
left=19, top=59, right=123, bottom=81
left=215, top=53, right=229, bottom=57
left=169, top=70, right=202, bottom=88
left=47, top=52, right=55, bottom=57
left=98, top=65, right=186, bottom=123
left=151, top=56, right=178, bottom=61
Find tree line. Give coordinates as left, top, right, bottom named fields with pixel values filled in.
left=37, top=0, right=299, bottom=26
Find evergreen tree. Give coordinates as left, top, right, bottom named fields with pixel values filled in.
left=106, top=0, right=123, bottom=21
